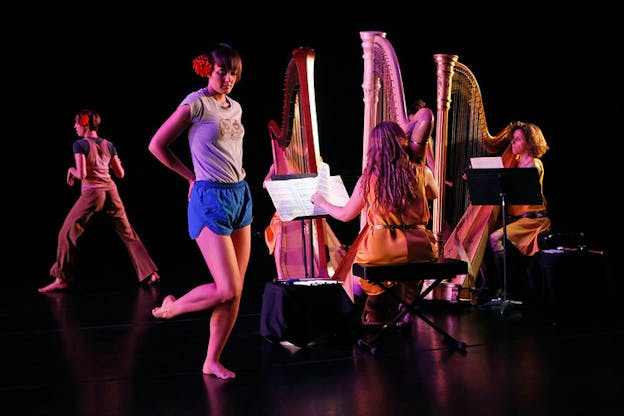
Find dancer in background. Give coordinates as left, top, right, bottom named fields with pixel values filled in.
left=39, top=109, right=160, bottom=293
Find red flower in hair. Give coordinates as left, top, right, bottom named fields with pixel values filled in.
left=193, top=54, right=213, bottom=78
left=79, top=115, right=90, bottom=127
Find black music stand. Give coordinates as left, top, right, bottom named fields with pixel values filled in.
left=466, top=168, right=542, bottom=315
left=270, top=173, right=322, bottom=280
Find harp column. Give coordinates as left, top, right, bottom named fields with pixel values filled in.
left=360, top=30, right=385, bottom=228
left=433, top=54, right=458, bottom=254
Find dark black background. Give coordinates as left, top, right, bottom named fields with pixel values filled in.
left=3, top=3, right=616, bottom=289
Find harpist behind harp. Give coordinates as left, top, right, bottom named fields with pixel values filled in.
left=263, top=47, right=347, bottom=284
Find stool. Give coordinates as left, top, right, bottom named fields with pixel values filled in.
left=353, top=258, right=468, bottom=356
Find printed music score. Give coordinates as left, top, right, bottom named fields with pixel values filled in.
left=470, top=156, right=504, bottom=169
left=264, top=162, right=350, bottom=222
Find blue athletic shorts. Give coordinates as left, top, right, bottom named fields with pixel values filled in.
left=188, top=180, right=253, bottom=238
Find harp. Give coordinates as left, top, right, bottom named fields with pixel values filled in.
left=433, top=55, right=513, bottom=293
left=360, top=31, right=433, bottom=226
left=360, top=31, right=410, bottom=166
left=266, top=47, right=345, bottom=281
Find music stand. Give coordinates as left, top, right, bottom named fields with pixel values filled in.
left=270, top=173, right=323, bottom=280
left=466, top=168, right=542, bottom=314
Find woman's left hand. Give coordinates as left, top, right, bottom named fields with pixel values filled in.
left=310, top=191, right=325, bottom=206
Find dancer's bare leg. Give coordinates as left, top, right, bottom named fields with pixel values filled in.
left=151, top=280, right=229, bottom=318
left=200, top=226, right=250, bottom=380
left=202, top=301, right=240, bottom=379
left=38, top=278, right=68, bottom=293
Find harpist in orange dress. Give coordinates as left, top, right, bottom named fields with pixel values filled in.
left=311, top=117, right=439, bottom=324
left=489, top=121, right=551, bottom=257
left=488, top=121, right=551, bottom=299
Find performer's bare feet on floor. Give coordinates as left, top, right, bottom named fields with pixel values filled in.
left=38, top=278, right=68, bottom=293
left=152, top=295, right=176, bottom=319
left=203, top=362, right=236, bottom=380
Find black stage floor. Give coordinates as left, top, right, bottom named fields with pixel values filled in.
left=2, top=251, right=621, bottom=416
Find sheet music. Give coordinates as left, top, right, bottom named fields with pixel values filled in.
left=264, top=162, right=350, bottom=222
left=470, top=156, right=504, bottom=169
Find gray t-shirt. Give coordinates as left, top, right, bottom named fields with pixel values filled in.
left=181, top=88, right=246, bottom=182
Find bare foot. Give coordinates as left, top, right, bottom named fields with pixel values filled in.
left=38, top=278, right=68, bottom=293
left=143, top=272, right=160, bottom=286
left=203, top=362, right=236, bottom=379
left=152, top=295, right=176, bottom=319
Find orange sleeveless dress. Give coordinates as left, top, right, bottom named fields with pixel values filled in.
left=355, top=170, right=439, bottom=294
